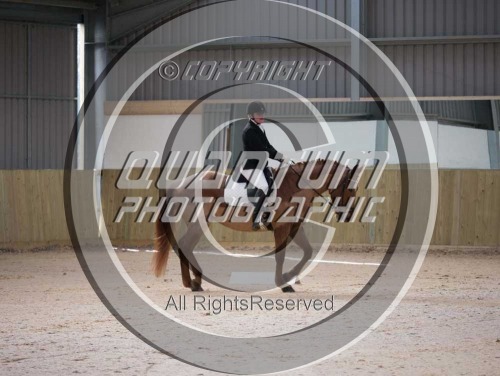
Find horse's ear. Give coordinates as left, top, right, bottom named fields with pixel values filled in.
left=350, top=163, right=358, bottom=177
left=348, top=163, right=360, bottom=189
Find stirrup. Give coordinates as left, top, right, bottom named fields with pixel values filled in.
left=261, top=212, right=273, bottom=230
left=252, top=221, right=273, bottom=231
left=252, top=222, right=268, bottom=231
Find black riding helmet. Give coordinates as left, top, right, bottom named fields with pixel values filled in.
left=247, top=101, right=266, bottom=115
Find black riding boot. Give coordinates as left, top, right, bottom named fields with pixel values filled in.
left=249, top=188, right=267, bottom=231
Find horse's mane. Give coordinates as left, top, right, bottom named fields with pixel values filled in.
left=274, top=159, right=338, bottom=195
left=282, top=158, right=327, bottom=169
left=278, top=158, right=333, bottom=176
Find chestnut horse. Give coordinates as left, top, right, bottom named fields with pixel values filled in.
left=153, top=159, right=357, bottom=292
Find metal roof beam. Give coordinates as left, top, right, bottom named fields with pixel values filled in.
left=107, top=0, right=196, bottom=44
left=106, top=34, right=500, bottom=52
left=0, top=0, right=96, bottom=10
left=0, top=2, right=84, bottom=24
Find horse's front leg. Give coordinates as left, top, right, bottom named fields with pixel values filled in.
left=273, top=224, right=295, bottom=293
left=282, top=223, right=313, bottom=285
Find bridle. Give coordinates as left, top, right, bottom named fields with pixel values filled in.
left=332, top=166, right=355, bottom=206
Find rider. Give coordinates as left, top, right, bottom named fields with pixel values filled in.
left=240, top=101, right=283, bottom=231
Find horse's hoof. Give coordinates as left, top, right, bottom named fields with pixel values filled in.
left=281, top=285, right=295, bottom=293
left=295, top=279, right=302, bottom=285
left=190, top=280, right=204, bottom=292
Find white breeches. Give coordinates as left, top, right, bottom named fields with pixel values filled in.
left=241, top=168, right=269, bottom=193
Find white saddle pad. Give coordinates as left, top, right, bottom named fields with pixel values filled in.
left=223, top=178, right=277, bottom=206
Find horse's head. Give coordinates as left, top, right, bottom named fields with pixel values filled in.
left=328, top=164, right=358, bottom=222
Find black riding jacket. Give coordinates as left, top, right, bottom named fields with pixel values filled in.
left=241, top=119, right=280, bottom=170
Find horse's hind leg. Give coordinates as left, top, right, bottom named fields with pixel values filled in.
left=177, top=222, right=204, bottom=291
left=178, top=250, right=192, bottom=289
left=178, top=245, right=204, bottom=291
left=190, top=265, right=203, bottom=292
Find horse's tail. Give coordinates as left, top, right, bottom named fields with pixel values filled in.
left=152, top=219, right=174, bottom=277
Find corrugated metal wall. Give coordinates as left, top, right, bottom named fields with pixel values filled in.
left=366, top=0, right=500, bottom=38
left=2, top=2, right=496, bottom=167
left=109, top=45, right=351, bottom=101
left=373, top=43, right=500, bottom=97
left=115, top=41, right=500, bottom=100
left=0, top=22, right=28, bottom=168
left=113, top=0, right=350, bottom=47
left=107, top=0, right=352, bottom=101
left=0, top=21, right=76, bottom=169
left=107, top=0, right=500, bottom=100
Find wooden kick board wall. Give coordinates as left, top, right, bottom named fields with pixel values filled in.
left=0, top=169, right=498, bottom=248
